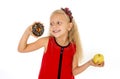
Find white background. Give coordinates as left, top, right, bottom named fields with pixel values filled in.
left=0, top=0, right=120, bottom=79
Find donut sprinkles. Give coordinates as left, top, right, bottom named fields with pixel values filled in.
left=32, top=23, right=44, bottom=36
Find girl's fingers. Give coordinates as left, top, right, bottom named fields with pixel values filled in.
left=90, top=59, right=104, bottom=67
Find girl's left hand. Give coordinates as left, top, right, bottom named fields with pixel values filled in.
left=89, top=59, right=104, bottom=67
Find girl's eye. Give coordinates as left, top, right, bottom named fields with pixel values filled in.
left=50, top=23, right=53, bottom=26
left=57, top=21, right=62, bottom=25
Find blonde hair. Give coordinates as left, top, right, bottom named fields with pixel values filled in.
left=49, top=9, right=83, bottom=63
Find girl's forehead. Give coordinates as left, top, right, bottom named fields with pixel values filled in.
left=50, top=13, right=67, bottom=21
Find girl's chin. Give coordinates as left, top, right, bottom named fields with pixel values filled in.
left=52, top=35, right=60, bottom=38
left=50, top=32, right=65, bottom=38
left=51, top=33, right=61, bottom=38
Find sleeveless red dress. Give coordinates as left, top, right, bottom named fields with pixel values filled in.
left=38, top=36, right=76, bottom=79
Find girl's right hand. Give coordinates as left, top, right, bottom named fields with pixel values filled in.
left=26, top=22, right=40, bottom=38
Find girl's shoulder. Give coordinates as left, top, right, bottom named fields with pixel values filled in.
left=41, top=36, right=53, bottom=42
left=70, top=41, right=76, bottom=52
left=35, top=36, right=49, bottom=48
left=38, top=36, right=52, bottom=52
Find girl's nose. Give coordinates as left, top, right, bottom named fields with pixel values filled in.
left=52, top=24, right=58, bottom=28
left=52, top=25, right=56, bottom=27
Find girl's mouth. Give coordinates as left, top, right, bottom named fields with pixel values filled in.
left=53, top=30, right=61, bottom=33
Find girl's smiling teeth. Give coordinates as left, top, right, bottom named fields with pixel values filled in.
left=53, top=29, right=61, bottom=33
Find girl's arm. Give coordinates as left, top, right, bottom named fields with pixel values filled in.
left=72, top=53, right=104, bottom=76
left=18, top=23, right=48, bottom=53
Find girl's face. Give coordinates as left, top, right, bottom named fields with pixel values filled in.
left=50, top=13, right=72, bottom=38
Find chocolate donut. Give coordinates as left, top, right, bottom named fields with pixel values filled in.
left=32, top=23, right=44, bottom=36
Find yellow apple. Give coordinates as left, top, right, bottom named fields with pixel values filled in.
left=93, top=53, right=104, bottom=65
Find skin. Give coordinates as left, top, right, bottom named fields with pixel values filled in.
left=18, top=13, right=104, bottom=76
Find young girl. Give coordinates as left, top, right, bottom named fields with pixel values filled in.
left=18, top=8, right=104, bottom=79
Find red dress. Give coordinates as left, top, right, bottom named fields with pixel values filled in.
left=38, top=36, right=76, bottom=79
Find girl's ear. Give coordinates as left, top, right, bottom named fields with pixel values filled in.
left=68, top=23, right=73, bottom=31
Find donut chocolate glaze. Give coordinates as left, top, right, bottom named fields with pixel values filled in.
left=32, top=23, right=44, bottom=36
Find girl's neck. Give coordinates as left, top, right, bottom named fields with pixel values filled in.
left=55, top=36, right=69, bottom=47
